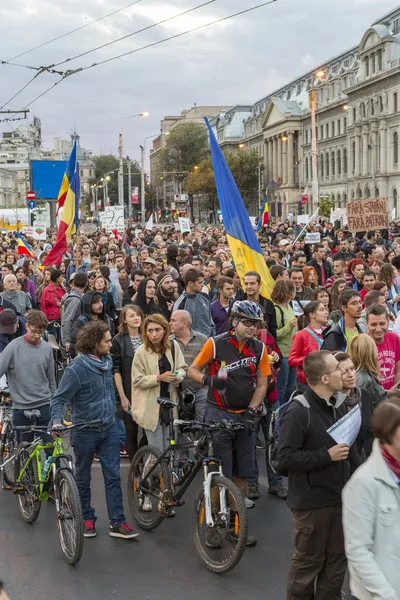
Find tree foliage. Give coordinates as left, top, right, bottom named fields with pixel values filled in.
left=318, top=197, right=334, bottom=218
left=162, top=123, right=209, bottom=175
left=90, top=155, right=142, bottom=207
left=185, top=149, right=260, bottom=210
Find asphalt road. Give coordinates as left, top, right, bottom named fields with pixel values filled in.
left=0, top=452, right=295, bottom=600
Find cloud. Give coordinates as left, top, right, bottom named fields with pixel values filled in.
left=0, top=0, right=397, bottom=163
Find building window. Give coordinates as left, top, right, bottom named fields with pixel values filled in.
left=344, top=148, right=348, bottom=174
left=80, top=169, right=83, bottom=177
left=305, top=157, right=309, bottom=181
left=352, top=141, right=356, bottom=171
left=326, top=123, right=329, bottom=138
left=365, top=58, right=369, bottom=77
left=320, top=154, right=324, bottom=178
left=332, top=121, right=335, bottom=136
left=353, top=107, right=356, bottom=122
left=371, top=98, right=374, bottom=115
left=365, top=187, right=370, bottom=199
left=394, top=92, right=398, bottom=113
left=344, top=117, right=347, bottom=130
left=320, top=125, right=323, bottom=140
left=337, top=150, right=341, bottom=175
left=331, top=152, right=335, bottom=176
left=394, top=19, right=400, bottom=34
left=326, top=153, right=330, bottom=177
left=361, top=103, right=366, bottom=118
left=394, top=131, right=399, bottom=166
left=379, top=96, right=383, bottom=113
left=371, top=54, right=376, bottom=74
left=378, top=50, right=383, bottom=71
left=337, top=120, right=341, bottom=135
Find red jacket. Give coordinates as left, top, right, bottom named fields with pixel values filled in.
left=288, top=327, right=324, bottom=383
left=40, top=282, right=65, bottom=321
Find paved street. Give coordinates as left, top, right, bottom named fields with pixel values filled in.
left=0, top=456, right=294, bottom=600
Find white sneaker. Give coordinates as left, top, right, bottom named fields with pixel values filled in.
left=245, top=496, right=255, bottom=509
left=142, top=495, right=152, bottom=512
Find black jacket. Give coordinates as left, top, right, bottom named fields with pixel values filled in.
left=321, top=317, right=367, bottom=352
left=111, top=333, right=136, bottom=402
left=277, top=388, right=360, bottom=510
left=70, top=291, right=112, bottom=356
left=306, top=258, right=332, bottom=285
left=244, top=293, right=277, bottom=340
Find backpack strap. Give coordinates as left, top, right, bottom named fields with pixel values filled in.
left=305, top=327, right=323, bottom=347
left=274, top=304, right=285, bottom=329
left=292, top=394, right=311, bottom=432
left=171, top=338, right=176, bottom=370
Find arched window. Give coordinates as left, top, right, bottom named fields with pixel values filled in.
left=337, top=150, right=341, bottom=175
left=331, top=152, right=335, bottom=176
left=320, top=154, right=324, bottom=177
left=352, top=190, right=355, bottom=199
left=357, top=187, right=362, bottom=199
left=326, top=153, right=330, bottom=177
left=375, top=187, right=379, bottom=198
left=337, top=193, right=341, bottom=207
left=344, top=148, right=348, bottom=174
left=365, top=187, right=370, bottom=199
left=394, top=131, right=399, bottom=166
left=305, top=156, right=309, bottom=182
left=361, top=103, right=366, bottom=118
left=344, top=193, right=348, bottom=204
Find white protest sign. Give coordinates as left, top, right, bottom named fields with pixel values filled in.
left=327, top=404, right=361, bottom=447
left=297, top=214, right=309, bottom=225
left=23, top=222, right=47, bottom=240
left=145, top=214, right=154, bottom=231
left=305, top=232, right=321, bottom=244
left=98, top=206, right=125, bottom=232
left=178, top=217, right=191, bottom=234
left=249, top=216, right=257, bottom=229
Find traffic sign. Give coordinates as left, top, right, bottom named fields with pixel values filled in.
left=26, top=190, right=36, bottom=200
left=27, top=200, right=36, bottom=209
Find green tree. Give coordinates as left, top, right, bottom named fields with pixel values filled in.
left=91, top=155, right=119, bottom=205
left=162, top=123, right=209, bottom=173
left=318, top=197, right=334, bottom=218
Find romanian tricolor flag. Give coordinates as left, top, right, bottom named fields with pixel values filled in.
left=42, top=143, right=80, bottom=266
left=205, top=118, right=274, bottom=298
left=257, top=195, right=269, bottom=230
left=16, top=233, right=34, bottom=258
left=56, top=142, right=77, bottom=216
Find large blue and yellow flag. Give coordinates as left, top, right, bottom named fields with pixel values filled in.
left=205, top=118, right=274, bottom=298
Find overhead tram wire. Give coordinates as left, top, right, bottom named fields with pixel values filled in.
left=0, top=0, right=218, bottom=110
left=6, top=0, right=145, bottom=62
left=0, top=0, right=279, bottom=122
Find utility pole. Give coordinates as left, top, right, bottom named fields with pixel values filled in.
left=310, top=88, right=318, bottom=215
left=118, top=133, right=124, bottom=208
left=140, top=145, right=145, bottom=227
left=127, top=158, right=132, bottom=221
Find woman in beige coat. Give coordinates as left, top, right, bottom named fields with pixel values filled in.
left=131, top=314, right=187, bottom=452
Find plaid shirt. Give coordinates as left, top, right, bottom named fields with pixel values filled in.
left=325, top=273, right=353, bottom=291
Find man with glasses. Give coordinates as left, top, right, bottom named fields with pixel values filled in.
left=0, top=310, right=55, bottom=438
left=277, top=350, right=360, bottom=600
left=188, top=300, right=271, bottom=547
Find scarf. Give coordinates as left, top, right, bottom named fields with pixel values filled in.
left=380, top=443, right=400, bottom=480
left=119, top=277, right=130, bottom=292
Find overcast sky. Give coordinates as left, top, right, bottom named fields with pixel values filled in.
left=0, top=0, right=397, bottom=164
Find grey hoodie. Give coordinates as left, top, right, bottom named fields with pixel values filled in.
left=61, top=289, right=84, bottom=345
left=172, top=291, right=215, bottom=337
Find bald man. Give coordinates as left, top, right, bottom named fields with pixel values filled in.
left=170, top=310, right=208, bottom=421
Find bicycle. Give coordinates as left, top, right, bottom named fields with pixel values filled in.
left=43, top=322, right=69, bottom=387
left=0, top=389, right=16, bottom=488
left=127, top=398, right=248, bottom=573
left=13, top=410, right=102, bottom=565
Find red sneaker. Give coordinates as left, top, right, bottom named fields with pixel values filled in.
left=84, top=519, right=96, bottom=538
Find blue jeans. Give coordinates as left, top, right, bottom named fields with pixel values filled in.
left=248, top=400, right=282, bottom=488
left=71, top=422, right=125, bottom=527
left=116, top=416, right=126, bottom=446
left=277, top=357, right=296, bottom=407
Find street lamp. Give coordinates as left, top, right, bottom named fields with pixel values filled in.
left=119, top=112, right=150, bottom=208
left=342, top=104, right=350, bottom=111
left=139, top=132, right=169, bottom=227
left=238, top=143, right=246, bottom=149
left=311, top=69, right=325, bottom=212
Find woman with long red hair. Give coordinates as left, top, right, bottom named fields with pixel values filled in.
left=302, top=266, right=318, bottom=290
left=348, top=258, right=365, bottom=292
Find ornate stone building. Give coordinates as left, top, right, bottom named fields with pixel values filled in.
left=237, top=6, right=400, bottom=220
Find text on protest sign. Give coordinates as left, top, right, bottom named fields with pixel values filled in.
left=304, top=232, right=321, bottom=244
left=346, top=198, right=388, bottom=232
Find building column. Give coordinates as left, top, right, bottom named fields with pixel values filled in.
left=354, top=125, right=361, bottom=177
left=282, top=134, right=288, bottom=185
left=287, top=132, right=294, bottom=186
left=371, top=121, right=378, bottom=183
left=267, top=139, right=273, bottom=184
left=277, top=136, right=282, bottom=184
left=380, top=119, right=387, bottom=175
left=362, top=124, right=369, bottom=176
left=271, top=137, right=277, bottom=182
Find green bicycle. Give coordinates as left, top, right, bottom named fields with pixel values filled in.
left=13, top=410, right=102, bottom=565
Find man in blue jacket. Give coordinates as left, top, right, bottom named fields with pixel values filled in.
left=51, top=321, right=138, bottom=540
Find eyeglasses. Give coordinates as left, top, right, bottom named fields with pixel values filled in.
left=29, top=329, right=45, bottom=336
left=239, top=319, right=260, bottom=328
left=322, top=362, right=341, bottom=376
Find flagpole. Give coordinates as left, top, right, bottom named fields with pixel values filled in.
left=293, top=206, right=320, bottom=244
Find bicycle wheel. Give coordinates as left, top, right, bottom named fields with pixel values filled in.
left=14, top=443, right=41, bottom=523
left=0, top=422, right=16, bottom=486
left=127, top=445, right=170, bottom=530
left=192, top=475, right=248, bottom=573
left=55, top=468, right=84, bottom=565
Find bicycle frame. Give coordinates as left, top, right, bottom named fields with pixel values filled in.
left=16, top=437, right=73, bottom=501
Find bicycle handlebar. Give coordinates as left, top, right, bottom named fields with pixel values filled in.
left=174, top=419, right=246, bottom=432
left=14, top=420, right=104, bottom=434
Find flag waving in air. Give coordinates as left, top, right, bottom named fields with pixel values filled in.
left=56, top=142, right=77, bottom=216
left=205, top=118, right=274, bottom=298
left=257, top=195, right=269, bottom=230
left=16, top=233, right=34, bottom=258
left=42, top=143, right=80, bottom=266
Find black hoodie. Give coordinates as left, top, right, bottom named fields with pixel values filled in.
left=70, top=290, right=111, bottom=357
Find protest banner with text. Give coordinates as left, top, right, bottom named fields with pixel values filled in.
left=346, top=198, right=388, bottom=232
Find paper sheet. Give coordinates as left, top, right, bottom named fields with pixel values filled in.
left=327, top=405, right=361, bottom=447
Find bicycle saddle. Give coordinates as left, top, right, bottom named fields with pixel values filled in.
left=23, top=409, right=41, bottom=420
left=47, top=334, right=60, bottom=351
left=157, top=398, right=178, bottom=409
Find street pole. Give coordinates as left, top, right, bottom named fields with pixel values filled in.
left=311, top=88, right=318, bottom=215
left=127, top=158, right=132, bottom=221
left=118, top=133, right=124, bottom=208
left=140, top=145, right=145, bottom=227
